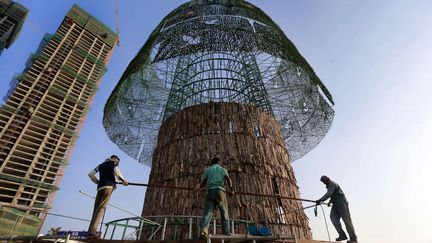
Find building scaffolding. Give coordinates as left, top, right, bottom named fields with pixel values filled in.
left=0, top=4, right=118, bottom=236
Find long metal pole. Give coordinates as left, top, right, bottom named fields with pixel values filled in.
left=188, top=217, right=193, bottom=239
left=2, top=205, right=90, bottom=222
left=281, top=205, right=317, bottom=216
left=196, top=193, right=200, bottom=239
left=119, top=182, right=322, bottom=204
left=138, top=218, right=144, bottom=239
left=99, top=209, right=106, bottom=237
left=79, top=190, right=142, bottom=218
left=161, top=217, right=167, bottom=240
left=320, top=205, right=332, bottom=242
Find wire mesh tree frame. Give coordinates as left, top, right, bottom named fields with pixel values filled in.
left=103, top=0, right=335, bottom=165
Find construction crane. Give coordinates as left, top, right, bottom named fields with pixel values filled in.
left=115, top=0, right=120, bottom=46
left=26, top=19, right=41, bottom=35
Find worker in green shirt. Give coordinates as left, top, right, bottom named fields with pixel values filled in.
left=196, top=157, right=234, bottom=238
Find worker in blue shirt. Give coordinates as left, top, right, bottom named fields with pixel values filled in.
left=316, top=175, right=358, bottom=243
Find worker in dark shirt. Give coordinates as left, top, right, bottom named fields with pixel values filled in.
left=87, top=155, right=128, bottom=237
left=316, top=175, right=358, bottom=243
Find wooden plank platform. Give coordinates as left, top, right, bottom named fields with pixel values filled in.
left=79, top=239, right=335, bottom=243
left=298, top=240, right=335, bottom=243
left=5, top=235, right=335, bottom=243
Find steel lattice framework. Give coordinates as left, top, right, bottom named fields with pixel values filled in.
left=103, top=0, right=335, bottom=165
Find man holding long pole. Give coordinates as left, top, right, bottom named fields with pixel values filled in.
left=195, top=157, right=234, bottom=238
left=316, top=175, right=358, bottom=243
left=87, top=155, right=128, bottom=238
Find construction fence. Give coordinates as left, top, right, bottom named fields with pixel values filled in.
left=0, top=206, right=41, bottom=236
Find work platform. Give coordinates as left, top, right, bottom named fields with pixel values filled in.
left=3, top=235, right=335, bottom=243
left=83, top=240, right=333, bottom=243
left=82, top=240, right=334, bottom=243
left=21, top=240, right=334, bottom=243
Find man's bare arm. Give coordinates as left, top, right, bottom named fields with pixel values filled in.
left=199, top=178, right=207, bottom=189
left=88, top=167, right=99, bottom=184
left=224, top=175, right=234, bottom=194
left=194, top=178, right=207, bottom=193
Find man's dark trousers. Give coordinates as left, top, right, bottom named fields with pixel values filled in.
left=330, top=198, right=357, bottom=241
left=200, top=188, right=230, bottom=234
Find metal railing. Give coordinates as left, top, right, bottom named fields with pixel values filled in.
left=0, top=190, right=332, bottom=242
left=0, top=205, right=45, bottom=237
left=208, top=234, right=298, bottom=243
left=103, top=215, right=254, bottom=240
left=88, top=182, right=333, bottom=241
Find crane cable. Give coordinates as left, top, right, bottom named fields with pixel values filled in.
left=27, top=19, right=41, bottom=35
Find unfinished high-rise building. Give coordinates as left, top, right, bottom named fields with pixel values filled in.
left=0, top=0, right=28, bottom=56
left=104, top=0, right=334, bottom=240
left=0, top=4, right=118, bottom=236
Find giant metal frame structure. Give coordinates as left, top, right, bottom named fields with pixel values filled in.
left=103, top=0, right=335, bottom=240
left=104, top=0, right=334, bottom=165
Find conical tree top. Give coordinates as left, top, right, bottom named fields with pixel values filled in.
left=103, top=0, right=335, bottom=165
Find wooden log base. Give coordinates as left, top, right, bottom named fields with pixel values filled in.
left=142, top=103, right=312, bottom=240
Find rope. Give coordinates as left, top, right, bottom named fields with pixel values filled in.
left=280, top=204, right=316, bottom=216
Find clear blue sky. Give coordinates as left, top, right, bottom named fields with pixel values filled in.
left=1, top=1, right=431, bottom=242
